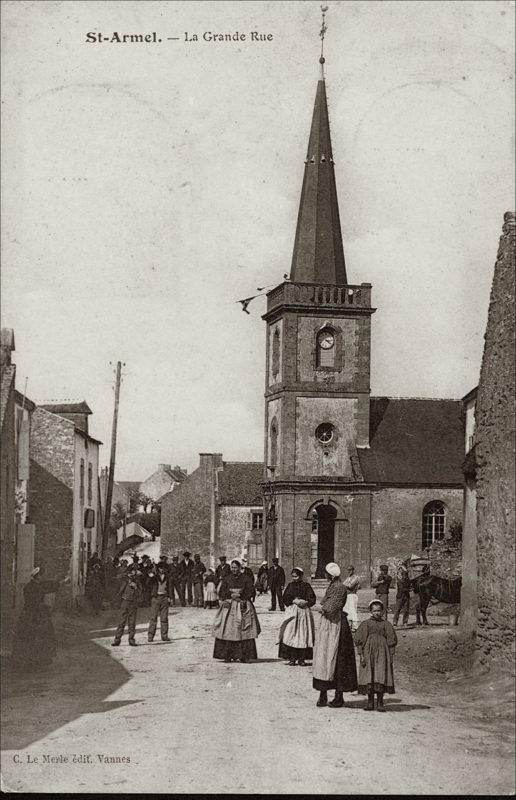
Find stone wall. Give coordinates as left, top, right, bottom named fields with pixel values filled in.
left=29, top=409, right=75, bottom=590
left=160, top=455, right=215, bottom=560
left=0, top=369, right=16, bottom=639
left=474, top=212, right=515, bottom=668
left=370, top=487, right=463, bottom=578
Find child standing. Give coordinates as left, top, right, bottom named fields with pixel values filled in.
left=204, top=569, right=219, bottom=609
left=355, top=599, right=397, bottom=711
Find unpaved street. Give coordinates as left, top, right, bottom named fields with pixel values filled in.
left=1, top=594, right=514, bottom=794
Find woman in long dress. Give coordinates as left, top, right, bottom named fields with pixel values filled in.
left=343, top=565, right=360, bottom=632
left=204, top=568, right=219, bottom=609
left=212, top=560, right=261, bottom=662
left=11, top=567, right=69, bottom=670
left=355, top=599, right=397, bottom=711
left=277, top=567, right=316, bottom=666
left=312, top=562, right=358, bottom=708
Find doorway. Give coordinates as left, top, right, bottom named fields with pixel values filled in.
left=314, top=505, right=336, bottom=578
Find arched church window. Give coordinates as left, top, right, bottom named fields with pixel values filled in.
left=315, top=423, right=335, bottom=444
left=422, top=501, right=446, bottom=549
left=272, top=328, right=280, bottom=380
left=270, top=420, right=278, bottom=467
left=316, top=328, right=336, bottom=368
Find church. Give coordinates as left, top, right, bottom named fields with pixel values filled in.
left=259, top=55, right=464, bottom=580
left=161, top=54, right=464, bottom=580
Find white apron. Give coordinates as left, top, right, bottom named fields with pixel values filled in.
left=343, top=593, right=359, bottom=629
left=277, top=605, right=315, bottom=649
left=312, top=613, right=341, bottom=682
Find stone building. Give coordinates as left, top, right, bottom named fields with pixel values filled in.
left=260, top=58, right=464, bottom=580
left=29, top=402, right=102, bottom=605
left=140, top=463, right=187, bottom=504
left=1, top=329, right=17, bottom=639
left=461, top=212, right=515, bottom=667
left=160, top=454, right=264, bottom=570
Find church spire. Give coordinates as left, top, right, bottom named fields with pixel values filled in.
left=290, top=6, right=347, bottom=285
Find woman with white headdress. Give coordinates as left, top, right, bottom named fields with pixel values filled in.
left=312, top=562, right=358, bottom=708
left=11, top=567, right=70, bottom=670
left=277, top=567, right=316, bottom=666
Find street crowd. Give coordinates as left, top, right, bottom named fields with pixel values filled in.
left=10, top=551, right=431, bottom=711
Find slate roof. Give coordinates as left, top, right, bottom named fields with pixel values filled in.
left=217, top=462, right=264, bottom=506
left=118, top=481, right=141, bottom=495
left=357, top=398, right=464, bottom=485
left=39, top=401, right=92, bottom=415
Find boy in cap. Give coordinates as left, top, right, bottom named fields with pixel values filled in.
left=371, top=564, right=392, bottom=620
left=147, top=562, right=171, bottom=642
left=112, top=564, right=143, bottom=646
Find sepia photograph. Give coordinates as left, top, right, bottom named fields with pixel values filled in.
left=1, top=0, right=514, bottom=794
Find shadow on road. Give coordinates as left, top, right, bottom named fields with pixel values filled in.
left=1, top=618, right=136, bottom=751
left=343, top=698, right=431, bottom=712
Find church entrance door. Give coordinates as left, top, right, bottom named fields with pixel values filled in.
left=315, top=505, right=336, bottom=578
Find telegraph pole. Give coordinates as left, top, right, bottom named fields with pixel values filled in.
left=101, top=361, right=123, bottom=560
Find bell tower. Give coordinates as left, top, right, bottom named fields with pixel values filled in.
left=262, top=19, right=376, bottom=579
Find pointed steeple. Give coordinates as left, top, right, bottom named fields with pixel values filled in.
left=290, top=16, right=347, bottom=285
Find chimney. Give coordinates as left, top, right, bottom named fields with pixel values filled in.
left=199, top=453, right=223, bottom=472
left=158, top=464, right=172, bottom=470
left=0, top=328, right=15, bottom=367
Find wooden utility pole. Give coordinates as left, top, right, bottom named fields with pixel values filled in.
left=101, top=361, right=123, bottom=560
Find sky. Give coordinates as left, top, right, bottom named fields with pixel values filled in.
left=1, top=0, right=514, bottom=479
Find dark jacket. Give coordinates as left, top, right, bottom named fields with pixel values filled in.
left=119, top=575, right=143, bottom=604
left=169, top=562, right=182, bottom=582
left=148, top=571, right=171, bottom=599
left=282, top=579, right=316, bottom=608
left=192, top=561, right=206, bottom=583
left=215, top=562, right=231, bottom=583
left=180, top=559, right=194, bottom=580
left=268, top=564, right=286, bottom=588
left=372, top=573, right=392, bottom=596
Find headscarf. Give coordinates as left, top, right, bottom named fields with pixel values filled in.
left=369, top=599, right=384, bottom=611
left=291, top=567, right=304, bottom=577
left=325, top=562, right=341, bottom=578
left=231, top=559, right=241, bottom=569
left=31, top=567, right=41, bottom=578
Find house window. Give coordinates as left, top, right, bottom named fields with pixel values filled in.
left=248, top=542, right=263, bottom=563
left=272, top=328, right=280, bottom=380
left=87, top=463, right=93, bottom=505
left=422, top=501, right=446, bottom=549
left=270, top=420, right=278, bottom=467
left=316, top=328, right=336, bottom=368
left=80, top=459, right=85, bottom=503
left=251, top=511, right=264, bottom=530
left=316, top=423, right=335, bottom=444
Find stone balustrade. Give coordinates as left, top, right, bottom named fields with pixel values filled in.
left=266, top=281, right=372, bottom=313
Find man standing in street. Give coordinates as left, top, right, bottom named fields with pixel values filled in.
left=169, top=556, right=184, bottom=606
left=268, top=557, right=286, bottom=611
left=371, top=564, right=392, bottom=620
left=147, top=561, right=171, bottom=642
left=180, top=550, right=194, bottom=606
left=192, top=554, right=206, bottom=608
left=112, top=564, right=143, bottom=647
left=215, top=555, right=230, bottom=586
left=392, top=563, right=411, bottom=627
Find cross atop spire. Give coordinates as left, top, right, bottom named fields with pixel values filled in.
left=289, top=6, right=348, bottom=286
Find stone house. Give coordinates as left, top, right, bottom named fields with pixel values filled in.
left=140, top=464, right=187, bottom=505
left=160, top=454, right=265, bottom=570
left=14, top=389, right=37, bottom=604
left=1, top=329, right=17, bottom=639
left=29, top=402, right=102, bottom=605
left=461, top=212, right=515, bottom=668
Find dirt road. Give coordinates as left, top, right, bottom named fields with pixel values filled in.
left=1, top=594, right=514, bottom=794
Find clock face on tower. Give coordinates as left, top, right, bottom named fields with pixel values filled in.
left=318, top=331, right=334, bottom=350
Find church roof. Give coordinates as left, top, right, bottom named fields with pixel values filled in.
left=290, top=69, right=347, bottom=285
left=358, top=398, right=464, bottom=485
left=217, top=462, right=264, bottom=506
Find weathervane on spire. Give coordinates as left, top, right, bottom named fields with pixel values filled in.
left=319, top=5, right=328, bottom=78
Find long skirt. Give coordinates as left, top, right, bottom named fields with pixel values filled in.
left=278, top=605, right=315, bottom=660
left=343, top=592, right=359, bottom=631
left=212, top=599, right=260, bottom=660
left=11, top=605, right=57, bottom=669
left=313, top=612, right=358, bottom=692
left=357, top=633, right=395, bottom=694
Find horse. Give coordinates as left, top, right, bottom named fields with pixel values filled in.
left=410, top=574, right=461, bottom=626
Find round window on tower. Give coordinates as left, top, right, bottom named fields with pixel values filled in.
left=315, top=423, right=335, bottom=444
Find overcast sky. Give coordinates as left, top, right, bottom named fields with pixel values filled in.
left=1, top=0, right=514, bottom=479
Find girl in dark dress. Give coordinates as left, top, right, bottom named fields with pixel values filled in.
left=277, top=568, right=316, bottom=666
left=212, top=560, right=261, bottom=662
left=11, top=568, right=69, bottom=670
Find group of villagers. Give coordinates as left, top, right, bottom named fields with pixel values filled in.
left=212, top=558, right=397, bottom=711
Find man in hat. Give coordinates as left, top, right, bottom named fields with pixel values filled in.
left=371, top=564, right=392, bottom=620
left=392, top=564, right=411, bottom=627
left=139, top=554, right=153, bottom=608
left=215, top=555, right=230, bottom=585
left=147, top=561, right=172, bottom=642
left=179, top=551, right=194, bottom=606
left=192, top=554, right=207, bottom=608
left=168, top=555, right=184, bottom=606
left=268, top=557, right=286, bottom=611
left=112, top=564, right=143, bottom=646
